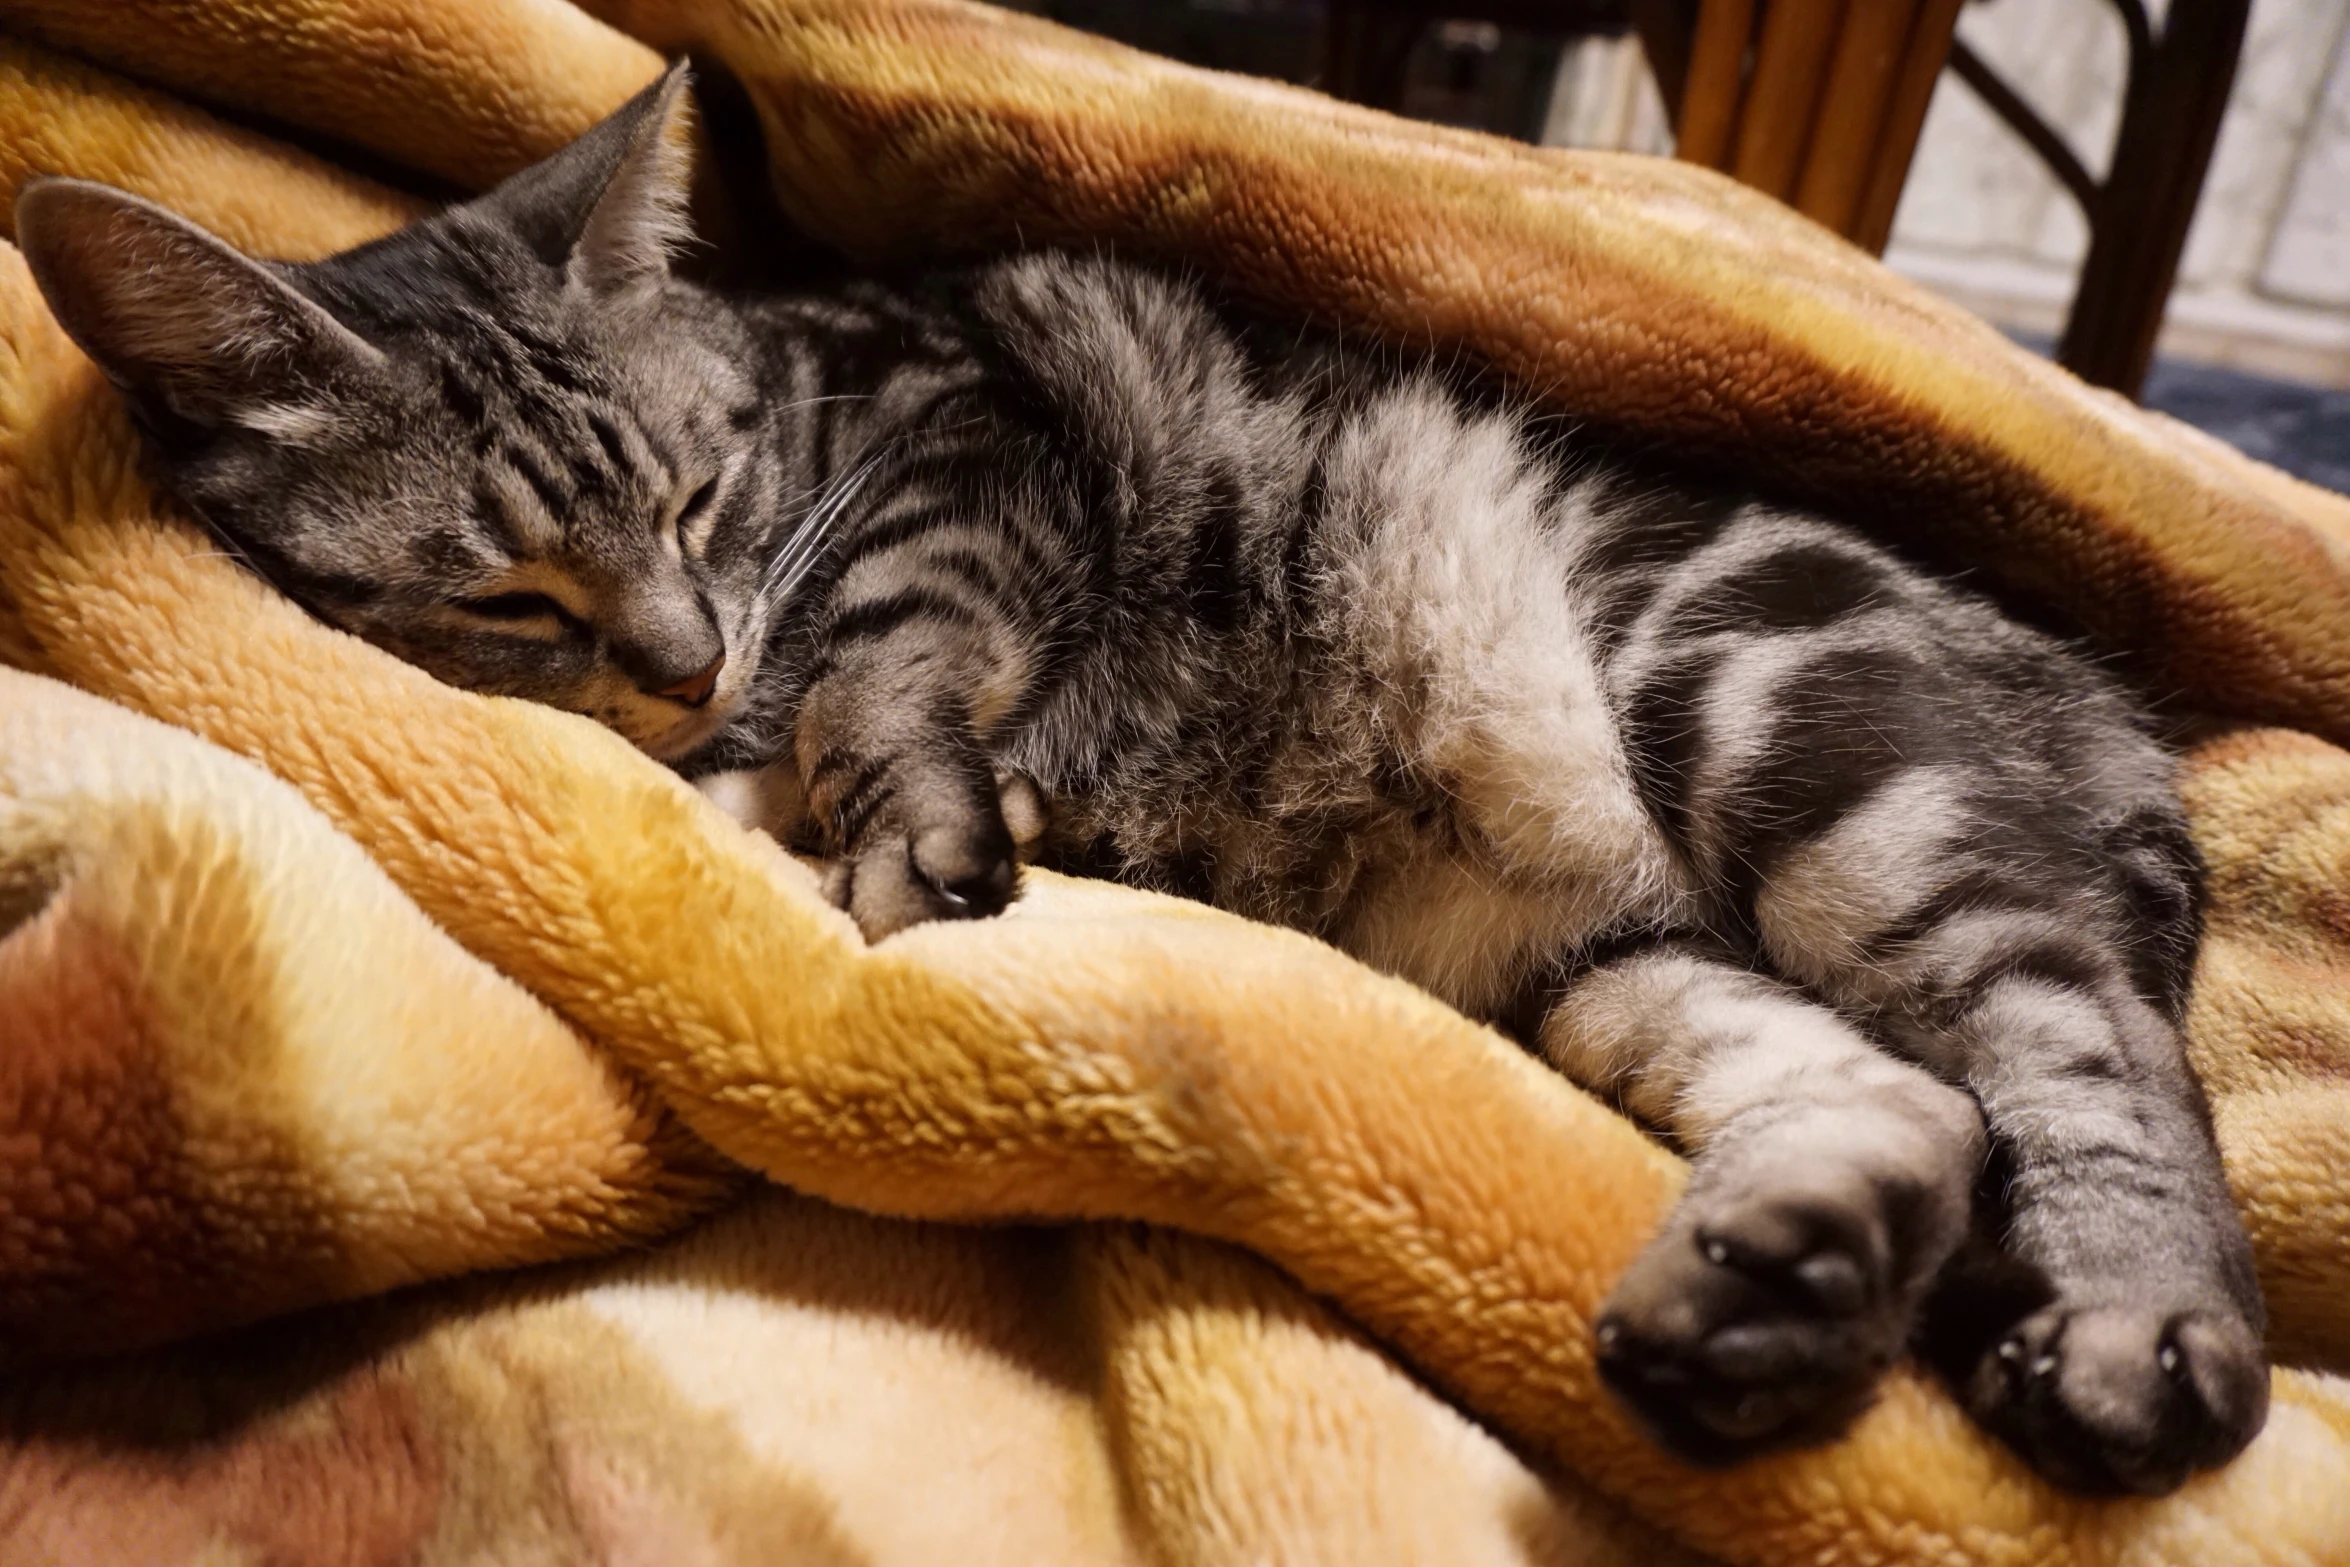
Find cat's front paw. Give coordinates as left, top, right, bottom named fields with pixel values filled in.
left=1959, top=1300, right=2267, bottom=1494
left=826, top=790, right=1017, bottom=941
left=1594, top=1171, right=1933, bottom=1464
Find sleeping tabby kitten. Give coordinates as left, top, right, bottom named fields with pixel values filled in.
left=18, top=66, right=2267, bottom=1492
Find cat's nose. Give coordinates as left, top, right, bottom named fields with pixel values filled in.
left=656, top=651, right=725, bottom=708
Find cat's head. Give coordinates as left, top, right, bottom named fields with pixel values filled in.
left=17, top=64, right=779, bottom=763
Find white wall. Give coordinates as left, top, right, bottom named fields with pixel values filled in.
left=1538, top=1, right=2350, bottom=386
left=1883, top=0, right=2350, bottom=384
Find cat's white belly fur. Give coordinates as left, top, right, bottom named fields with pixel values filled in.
left=1310, top=376, right=1682, bottom=1013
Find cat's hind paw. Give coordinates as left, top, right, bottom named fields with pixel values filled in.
left=1594, top=1175, right=1927, bottom=1464
left=1958, top=1302, right=2267, bottom=1495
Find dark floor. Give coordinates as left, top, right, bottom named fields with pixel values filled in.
left=2138, top=357, right=2350, bottom=498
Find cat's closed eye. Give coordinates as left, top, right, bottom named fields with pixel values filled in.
left=458, top=591, right=568, bottom=623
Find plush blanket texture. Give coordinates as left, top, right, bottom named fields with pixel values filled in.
left=1, top=2, right=2348, bottom=1562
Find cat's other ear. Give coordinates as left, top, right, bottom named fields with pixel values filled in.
left=483, top=61, right=697, bottom=297
left=14, top=177, right=382, bottom=434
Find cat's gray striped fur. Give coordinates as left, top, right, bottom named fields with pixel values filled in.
left=20, top=67, right=2267, bottom=1492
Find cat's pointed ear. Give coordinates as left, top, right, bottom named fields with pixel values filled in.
left=14, top=177, right=382, bottom=433
left=572, top=64, right=698, bottom=295
left=483, top=61, right=697, bottom=297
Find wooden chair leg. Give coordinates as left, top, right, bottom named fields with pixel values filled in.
left=1676, top=0, right=1950, bottom=233
left=1848, top=0, right=1965, bottom=254
left=1676, top=0, right=1757, bottom=168
left=2056, top=0, right=2250, bottom=397
left=1790, top=0, right=1917, bottom=234
left=1730, top=0, right=1846, bottom=201
left=1794, top=0, right=1962, bottom=248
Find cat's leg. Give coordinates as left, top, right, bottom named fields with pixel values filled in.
left=1545, top=945, right=1985, bottom=1462
left=1831, top=931, right=2266, bottom=1493
left=1584, top=501, right=2264, bottom=1488
left=1749, top=797, right=2267, bottom=1492
left=792, top=603, right=1040, bottom=940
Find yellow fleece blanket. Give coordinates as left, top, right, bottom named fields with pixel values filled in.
left=0, top=2, right=2347, bottom=1562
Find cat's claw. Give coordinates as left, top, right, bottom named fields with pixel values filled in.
left=828, top=802, right=1016, bottom=941
left=910, top=819, right=1017, bottom=912
left=1959, top=1301, right=2267, bottom=1494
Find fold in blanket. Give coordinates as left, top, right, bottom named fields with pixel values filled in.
left=0, top=1182, right=1709, bottom=1566
left=0, top=670, right=729, bottom=1359
left=2, top=2, right=2349, bottom=1564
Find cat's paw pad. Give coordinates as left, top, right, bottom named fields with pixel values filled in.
left=828, top=810, right=1016, bottom=941
left=1595, top=1180, right=1915, bottom=1464
left=1961, top=1303, right=2267, bottom=1494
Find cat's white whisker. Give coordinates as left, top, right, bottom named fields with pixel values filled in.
left=759, top=449, right=885, bottom=611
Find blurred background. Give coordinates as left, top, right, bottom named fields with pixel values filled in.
left=1005, top=0, right=2350, bottom=493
